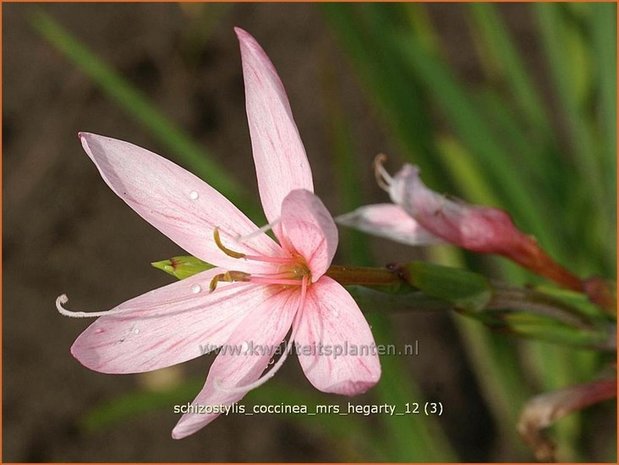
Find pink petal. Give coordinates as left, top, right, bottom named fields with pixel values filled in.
left=389, top=164, right=527, bottom=253
left=389, top=164, right=455, bottom=221
left=279, top=189, right=337, bottom=281
left=336, top=203, right=443, bottom=246
left=79, top=133, right=281, bottom=271
left=390, top=164, right=584, bottom=290
left=294, top=277, right=381, bottom=396
left=235, top=27, right=313, bottom=228
left=71, top=269, right=274, bottom=374
left=171, top=287, right=300, bottom=439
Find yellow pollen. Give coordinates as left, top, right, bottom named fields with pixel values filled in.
left=213, top=227, right=246, bottom=259
left=209, top=270, right=251, bottom=292
left=287, top=262, right=311, bottom=279
left=210, top=227, right=312, bottom=290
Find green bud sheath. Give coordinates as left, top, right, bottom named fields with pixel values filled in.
left=151, top=256, right=214, bottom=280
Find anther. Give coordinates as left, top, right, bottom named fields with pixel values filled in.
left=374, top=153, right=393, bottom=191
left=209, top=271, right=251, bottom=293
left=214, top=227, right=246, bottom=259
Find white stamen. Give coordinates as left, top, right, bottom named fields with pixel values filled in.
left=235, top=218, right=281, bottom=244
left=214, top=337, right=295, bottom=395
left=214, top=276, right=308, bottom=395
left=56, top=282, right=230, bottom=321
left=56, top=294, right=109, bottom=318
left=56, top=294, right=144, bottom=319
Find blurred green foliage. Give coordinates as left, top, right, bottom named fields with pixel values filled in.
left=323, top=4, right=615, bottom=461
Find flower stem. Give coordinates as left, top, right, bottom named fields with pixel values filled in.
left=489, top=282, right=593, bottom=330
left=509, top=241, right=583, bottom=292
left=328, top=262, right=615, bottom=350
left=326, top=264, right=401, bottom=286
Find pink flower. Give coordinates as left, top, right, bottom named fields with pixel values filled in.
left=337, top=202, right=444, bottom=247
left=57, top=28, right=380, bottom=439
left=339, top=159, right=582, bottom=290
left=387, top=164, right=534, bottom=255
left=338, top=161, right=527, bottom=252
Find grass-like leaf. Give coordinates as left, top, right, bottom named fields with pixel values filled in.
left=30, top=10, right=249, bottom=211
left=322, top=62, right=456, bottom=461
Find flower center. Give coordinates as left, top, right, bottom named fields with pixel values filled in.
left=209, top=227, right=311, bottom=292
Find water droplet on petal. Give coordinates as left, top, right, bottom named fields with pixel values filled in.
left=191, top=284, right=202, bottom=294
left=94, top=328, right=104, bottom=334
left=132, top=327, right=140, bottom=334
left=189, top=191, right=199, bottom=200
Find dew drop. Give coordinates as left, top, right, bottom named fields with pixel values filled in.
left=191, top=284, right=202, bottom=294
left=132, top=327, right=140, bottom=335
left=94, top=328, right=104, bottom=334
left=189, top=191, right=199, bottom=200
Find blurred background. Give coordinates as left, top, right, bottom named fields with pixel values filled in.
left=3, top=3, right=616, bottom=462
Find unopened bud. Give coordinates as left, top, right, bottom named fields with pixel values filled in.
left=151, top=256, right=214, bottom=280
left=518, top=377, right=616, bottom=461
left=389, top=164, right=582, bottom=291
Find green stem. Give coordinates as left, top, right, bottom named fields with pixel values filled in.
left=331, top=263, right=592, bottom=326
left=326, top=264, right=400, bottom=286
left=328, top=264, right=614, bottom=350
left=489, top=283, right=595, bottom=330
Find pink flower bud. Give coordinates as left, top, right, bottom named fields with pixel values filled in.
left=387, top=164, right=582, bottom=290
left=338, top=158, right=585, bottom=292
left=389, top=164, right=531, bottom=255
left=518, top=377, right=616, bottom=461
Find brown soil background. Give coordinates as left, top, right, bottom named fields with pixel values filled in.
left=3, top=3, right=614, bottom=462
